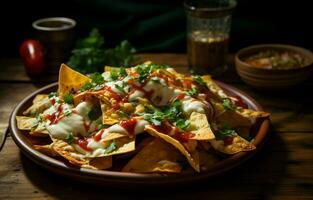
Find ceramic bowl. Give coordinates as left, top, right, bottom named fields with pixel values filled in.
left=235, top=44, right=313, bottom=90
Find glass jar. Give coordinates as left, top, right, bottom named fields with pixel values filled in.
left=184, top=0, right=236, bottom=76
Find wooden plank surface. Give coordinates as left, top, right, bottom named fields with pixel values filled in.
left=0, top=132, right=312, bottom=200
left=0, top=54, right=312, bottom=199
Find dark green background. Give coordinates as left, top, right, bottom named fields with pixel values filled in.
left=0, top=0, right=312, bottom=56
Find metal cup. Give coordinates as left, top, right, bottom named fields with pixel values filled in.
left=32, top=17, right=76, bottom=74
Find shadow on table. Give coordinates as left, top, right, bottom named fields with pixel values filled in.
left=21, top=128, right=287, bottom=200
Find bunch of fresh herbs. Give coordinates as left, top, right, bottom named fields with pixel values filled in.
left=67, top=28, right=136, bottom=74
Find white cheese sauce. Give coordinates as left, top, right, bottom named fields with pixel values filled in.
left=143, top=78, right=174, bottom=106
left=181, top=96, right=206, bottom=115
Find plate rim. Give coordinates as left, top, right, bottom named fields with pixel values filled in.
left=9, top=81, right=270, bottom=186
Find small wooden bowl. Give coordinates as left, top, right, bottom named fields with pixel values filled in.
left=235, top=44, right=313, bottom=90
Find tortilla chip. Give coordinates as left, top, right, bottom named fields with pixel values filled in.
left=188, top=112, right=215, bottom=140
left=104, top=66, right=120, bottom=72
left=33, top=144, right=58, bottom=157
left=16, top=116, right=36, bottom=130
left=145, top=125, right=200, bottom=172
left=86, top=156, right=112, bottom=170
left=23, top=96, right=50, bottom=116
left=33, top=94, right=49, bottom=104
left=209, top=135, right=256, bottom=154
left=216, top=110, right=252, bottom=128
left=52, top=139, right=112, bottom=169
left=58, top=64, right=91, bottom=97
left=52, top=139, right=90, bottom=166
left=103, top=137, right=135, bottom=157
left=236, top=108, right=270, bottom=119
left=122, top=138, right=183, bottom=173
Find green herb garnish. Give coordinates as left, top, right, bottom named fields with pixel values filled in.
left=63, top=92, right=74, bottom=104
left=143, top=98, right=186, bottom=128
left=186, top=86, right=199, bottom=96
left=215, top=126, right=236, bottom=140
left=114, top=81, right=126, bottom=93
left=64, top=110, right=72, bottom=116
left=175, top=119, right=190, bottom=131
left=80, top=82, right=93, bottom=92
left=222, top=98, right=236, bottom=111
left=135, top=64, right=169, bottom=83
left=67, top=28, right=136, bottom=74
left=104, top=140, right=116, bottom=154
left=192, top=75, right=208, bottom=88
left=110, top=70, right=119, bottom=81
left=88, top=105, right=102, bottom=120
left=90, top=72, right=105, bottom=85
left=65, top=133, right=74, bottom=144
left=48, top=92, right=58, bottom=98
left=119, top=67, right=127, bottom=77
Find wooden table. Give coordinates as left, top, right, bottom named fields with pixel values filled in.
left=0, top=54, right=312, bottom=199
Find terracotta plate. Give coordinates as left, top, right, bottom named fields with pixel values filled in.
left=10, top=81, right=270, bottom=187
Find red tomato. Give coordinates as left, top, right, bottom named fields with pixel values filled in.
left=19, top=39, right=45, bottom=76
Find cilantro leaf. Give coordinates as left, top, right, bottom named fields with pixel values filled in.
left=215, top=126, right=236, bottom=140
left=119, top=67, right=127, bottom=77
left=64, top=110, right=72, bottom=116
left=104, top=140, right=116, bottom=154
left=143, top=111, right=164, bottom=126
left=192, top=75, right=208, bottom=88
left=175, top=119, right=190, bottom=131
left=63, top=92, right=74, bottom=104
left=80, top=82, right=93, bottom=92
left=135, top=64, right=170, bottom=83
left=90, top=72, right=105, bottom=85
left=186, top=86, right=199, bottom=96
left=110, top=70, right=119, bottom=80
left=222, top=98, right=236, bottom=111
left=88, top=105, right=102, bottom=120
left=48, top=92, right=58, bottom=98
left=65, top=133, right=74, bottom=144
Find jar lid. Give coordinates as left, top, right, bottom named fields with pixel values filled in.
left=184, top=0, right=237, bottom=18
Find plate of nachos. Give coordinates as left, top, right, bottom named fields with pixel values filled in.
left=10, top=63, right=270, bottom=186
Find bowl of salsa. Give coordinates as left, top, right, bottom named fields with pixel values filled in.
left=235, top=44, right=313, bottom=90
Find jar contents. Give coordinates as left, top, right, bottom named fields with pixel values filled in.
left=187, top=31, right=229, bottom=75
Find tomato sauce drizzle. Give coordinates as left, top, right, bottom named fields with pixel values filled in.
left=230, top=95, right=248, bottom=109
left=223, top=136, right=234, bottom=146
left=44, top=104, right=64, bottom=124
left=77, top=137, right=92, bottom=151
left=50, top=98, right=56, bottom=105
left=151, top=124, right=195, bottom=143
left=93, top=129, right=105, bottom=142
left=120, top=118, right=137, bottom=137
left=177, top=93, right=186, bottom=100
